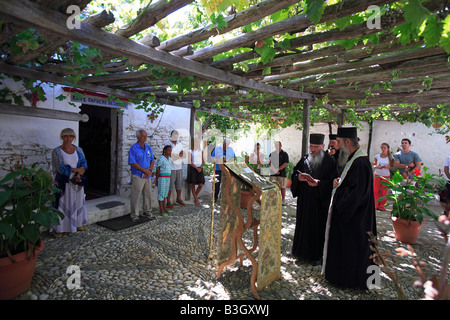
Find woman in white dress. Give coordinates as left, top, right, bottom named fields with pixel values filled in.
left=51, top=128, right=88, bottom=237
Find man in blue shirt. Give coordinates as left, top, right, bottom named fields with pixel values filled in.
left=128, top=129, right=155, bottom=222
left=211, top=138, right=236, bottom=202
left=394, top=138, right=422, bottom=179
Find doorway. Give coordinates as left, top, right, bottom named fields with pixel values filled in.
left=79, top=104, right=113, bottom=200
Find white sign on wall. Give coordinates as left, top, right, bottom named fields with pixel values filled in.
left=70, top=94, right=128, bottom=108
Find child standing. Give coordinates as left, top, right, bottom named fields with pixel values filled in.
left=156, top=145, right=173, bottom=216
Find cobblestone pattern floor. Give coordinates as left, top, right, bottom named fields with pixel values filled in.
left=15, top=192, right=449, bottom=301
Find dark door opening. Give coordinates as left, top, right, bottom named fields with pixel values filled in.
left=79, top=104, right=112, bottom=200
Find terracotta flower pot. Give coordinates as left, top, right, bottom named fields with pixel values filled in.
left=391, top=217, right=425, bottom=244
left=286, top=179, right=292, bottom=188
left=0, top=241, right=45, bottom=300
left=240, top=190, right=253, bottom=209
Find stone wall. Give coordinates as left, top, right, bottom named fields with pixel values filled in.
left=117, top=104, right=192, bottom=206
left=0, top=77, right=192, bottom=208
left=0, top=78, right=81, bottom=178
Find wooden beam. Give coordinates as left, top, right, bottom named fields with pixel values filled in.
left=263, top=46, right=446, bottom=82
left=6, top=10, right=115, bottom=65
left=0, top=62, right=140, bottom=100
left=0, top=0, right=314, bottom=102
left=187, top=0, right=398, bottom=62
left=307, top=74, right=450, bottom=95
left=197, top=106, right=253, bottom=121
left=285, top=55, right=450, bottom=88
left=157, top=0, right=302, bottom=51
left=115, top=0, right=194, bottom=38
left=0, top=102, right=89, bottom=122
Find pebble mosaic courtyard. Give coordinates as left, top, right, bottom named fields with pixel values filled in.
left=15, top=192, right=449, bottom=301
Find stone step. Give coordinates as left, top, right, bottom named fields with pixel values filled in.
left=85, top=195, right=130, bottom=225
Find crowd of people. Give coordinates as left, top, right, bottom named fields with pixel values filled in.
left=50, top=126, right=449, bottom=292
left=291, top=128, right=449, bottom=290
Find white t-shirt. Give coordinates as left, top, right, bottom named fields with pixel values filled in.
left=444, top=154, right=450, bottom=181
left=61, top=149, right=78, bottom=179
left=165, top=140, right=184, bottom=170
left=374, top=154, right=391, bottom=177
left=190, top=149, right=203, bottom=167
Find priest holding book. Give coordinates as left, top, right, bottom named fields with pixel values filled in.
left=290, top=133, right=338, bottom=266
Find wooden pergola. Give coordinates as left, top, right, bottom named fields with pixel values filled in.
left=0, top=0, right=448, bottom=145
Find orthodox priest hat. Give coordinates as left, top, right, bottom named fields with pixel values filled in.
left=329, top=134, right=337, bottom=140
left=337, top=127, right=358, bottom=139
left=310, top=133, right=325, bottom=145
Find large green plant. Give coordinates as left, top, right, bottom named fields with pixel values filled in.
left=380, top=167, right=447, bottom=224
left=0, top=164, right=63, bottom=260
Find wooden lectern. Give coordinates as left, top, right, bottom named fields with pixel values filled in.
left=216, top=162, right=282, bottom=300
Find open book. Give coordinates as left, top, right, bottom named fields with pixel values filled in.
left=224, top=163, right=275, bottom=190
left=297, top=170, right=316, bottom=183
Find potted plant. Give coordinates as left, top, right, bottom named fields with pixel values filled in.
left=0, top=163, right=63, bottom=300
left=380, top=167, right=446, bottom=244
left=240, top=183, right=254, bottom=209
left=285, top=162, right=294, bottom=188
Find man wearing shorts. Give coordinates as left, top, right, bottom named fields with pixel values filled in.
left=269, top=141, right=290, bottom=205
left=165, top=130, right=186, bottom=207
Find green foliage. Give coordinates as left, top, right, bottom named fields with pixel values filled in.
left=379, top=167, right=447, bottom=223
left=0, top=0, right=449, bottom=133
left=439, top=15, right=450, bottom=53
left=305, top=0, right=325, bottom=24
left=254, top=37, right=277, bottom=65
left=403, top=0, right=429, bottom=30
left=0, top=163, right=64, bottom=258
left=197, top=111, right=251, bottom=134
left=420, top=14, right=442, bottom=47
left=209, top=13, right=227, bottom=30
left=5, top=28, right=42, bottom=57
left=0, top=85, right=24, bottom=105
left=286, top=162, right=294, bottom=180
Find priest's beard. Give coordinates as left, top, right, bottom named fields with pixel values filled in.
left=337, top=144, right=350, bottom=169
left=307, top=150, right=324, bottom=172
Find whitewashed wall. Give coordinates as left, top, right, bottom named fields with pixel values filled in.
left=368, top=120, right=449, bottom=175
left=0, top=77, right=192, bottom=208
left=230, top=120, right=448, bottom=175
left=118, top=103, right=192, bottom=205
left=1, top=76, right=448, bottom=204
left=0, top=78, right=81, bottom=178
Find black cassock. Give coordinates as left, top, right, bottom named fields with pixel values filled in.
left=291, top=152, right=338, bottom=262
left=323, top=152, right=377, bottom=289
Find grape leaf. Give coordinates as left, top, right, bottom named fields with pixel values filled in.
left=421, top=15, right=442, bottom=47
left=305, top=0, right=325, bottom=24
left=403, top=0, right=429, bottom=30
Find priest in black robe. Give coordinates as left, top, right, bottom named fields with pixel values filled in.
left=328, top=134, right=345, bottom=175
left=291, top=133, right=338, bottom=265
left=322, top=127, right=377, bottom=290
